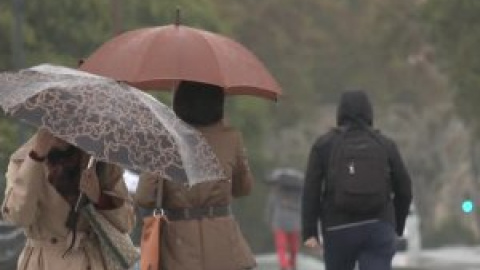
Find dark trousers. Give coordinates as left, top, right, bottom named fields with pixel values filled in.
left=323, top=221, right=396, bottom=270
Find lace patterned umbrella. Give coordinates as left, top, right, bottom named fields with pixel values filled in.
left=0, top=64, right=225, bottom=186
left=266, top=167, right=304, bottom=189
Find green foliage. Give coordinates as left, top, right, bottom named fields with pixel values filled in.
left=23, top=1, right=113, bottom=67
left=122, top=0, right=228, bottom=33
left=0, top=117, right=22, bottom=204
left=0, top=2, right=13, bottom=71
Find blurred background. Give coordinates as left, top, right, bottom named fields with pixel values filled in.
left=2, top=0, right=480, bottom=269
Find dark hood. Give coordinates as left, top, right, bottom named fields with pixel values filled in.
left=336, top=90, right=373, bottom=127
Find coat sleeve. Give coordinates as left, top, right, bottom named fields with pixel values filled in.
left=387, top=140, right=413, bottom=236
left=97, top=166, right=136, bottom=234
left=134, top=172, right=163, bottom=209
left=302, top=141, right=325, bottom=241
left=1, top=156, right=46, bottom=227
left=231, top=132, right=254, bottom=197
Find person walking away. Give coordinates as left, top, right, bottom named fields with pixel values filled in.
left=1, top=129, right=135, bottom=270
left=302, top=90, right=412, bottom=270
left=265, top=168, right=303, bottom=270
left=135, top=81, right=256, bottom=270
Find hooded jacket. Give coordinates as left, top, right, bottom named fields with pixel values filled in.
left=302, top=91, right=412, bottom=241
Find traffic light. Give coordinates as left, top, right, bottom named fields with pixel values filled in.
left=461, top=199, right=474, bottom=214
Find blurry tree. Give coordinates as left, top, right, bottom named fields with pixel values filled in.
left=0, top=1, right=13, bottom=71
left=422, top=0, right=480, bottom=135
left=122, top=0, right=228, bottom=34
left=24, top=1, right=112, bottom=67
left=0, top=118, right=18, bottom=204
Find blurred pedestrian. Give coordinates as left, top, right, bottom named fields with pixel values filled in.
left=1, top=129, right=135, bottom=270
left=265, top=168, right=303, bottom=270
left=135, top=81, right=256, bottom=270
left=302, top=90, right=412, bottom=270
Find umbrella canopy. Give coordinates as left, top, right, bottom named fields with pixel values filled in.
left=0, top=64, right=225, bottom=186
left=79, top=24, right=282, bottom=100
left=266, top=167, right=304, bottom=189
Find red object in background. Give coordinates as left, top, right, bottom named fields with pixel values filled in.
left=275, top=230, right=299, bottom=269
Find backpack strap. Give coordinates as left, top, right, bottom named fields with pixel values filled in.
left=322, top=127, right=348, bottom=203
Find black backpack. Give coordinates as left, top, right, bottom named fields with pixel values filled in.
left=327, top=127, right=391, bottom=215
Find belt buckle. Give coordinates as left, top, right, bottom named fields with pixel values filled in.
left=184, top=208, right=190, bottom=219
left=208, top=206, right=214, bottom=218
left=153, top=208, right=164, bottom=216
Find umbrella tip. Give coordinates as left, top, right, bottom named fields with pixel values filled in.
left=175, top=7, right=181, bottom=26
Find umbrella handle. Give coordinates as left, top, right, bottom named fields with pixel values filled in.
left=87, top=156, right=96, bottom=169
left=74, top=194, right=81, bottom=211
left=74, top=156, right=96, bottom=211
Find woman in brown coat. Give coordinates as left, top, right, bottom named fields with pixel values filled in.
left=1, top=129, right=135, bottom=270
left=135, top=81, right=256, bottom=270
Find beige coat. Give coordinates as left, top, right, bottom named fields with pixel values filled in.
left=1, top=138, right=135, bottom=270
left=136, top=121, right=256, bottom=270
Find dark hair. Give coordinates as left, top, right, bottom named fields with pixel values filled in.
left=173, top=81, right=225, bottom=126
left=46, top=145, right=110, bottom=202
left=45, top=144, right=111, bottom=255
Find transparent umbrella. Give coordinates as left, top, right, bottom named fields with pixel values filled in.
left=0, top=64, right=226, bottom=186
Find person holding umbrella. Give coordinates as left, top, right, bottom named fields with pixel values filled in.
left=1, top=129, right=135, bottom=270
left=78, top=21, right=283, bottom=270
left=0, top=64, right=229, bottom=270
left=264, top=168, right=303, bottom=270
left=135, top=81, right=257, bottom=270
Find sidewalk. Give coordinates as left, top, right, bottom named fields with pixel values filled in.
left=255, top=253, right=325, bottom=270
left=419, top=246, right=480, bottom=268
left=0, top=220, right=25, bottom=270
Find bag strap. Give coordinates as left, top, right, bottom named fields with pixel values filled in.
left=155, top=176, right=164, bottom=210
left=322, top=128, right=348, bottom=203
left=154, top=177, right=168, bottom=270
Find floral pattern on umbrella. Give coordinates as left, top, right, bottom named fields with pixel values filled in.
left=0, top=64, right=225, bottom=186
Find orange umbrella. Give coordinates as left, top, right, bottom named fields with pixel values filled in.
left=80, top=24, right=282, bottom=100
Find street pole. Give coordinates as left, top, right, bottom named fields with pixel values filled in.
left=11, top=0, right=25, bottom=70
left=11, top=0, right=27, bottom=144
left=469, top=139, right=480, bottom=238
left=111, top=0, right=123, bottom=36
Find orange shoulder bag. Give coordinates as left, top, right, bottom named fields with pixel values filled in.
left=140, top=179, right=168, bottom=270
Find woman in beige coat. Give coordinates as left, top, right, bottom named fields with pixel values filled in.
left=135, top=81, right=256, bottom=270
left=1, top=129, right=135, bottom=270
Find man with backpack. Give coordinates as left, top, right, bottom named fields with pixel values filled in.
left=302, top=90, right=412, bottom=270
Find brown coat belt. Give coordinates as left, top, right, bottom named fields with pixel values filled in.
left=165, top=205, right=231, bottom=221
